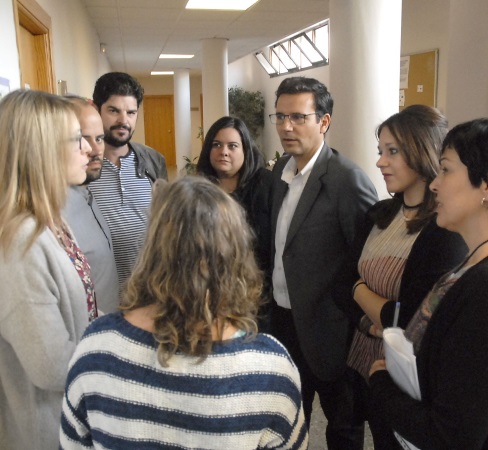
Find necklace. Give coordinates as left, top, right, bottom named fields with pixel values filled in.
left=455, top=238, right=488, bottom=272
left=402, top=201, right=423, bottom=210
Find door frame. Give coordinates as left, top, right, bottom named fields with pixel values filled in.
left=14, top=0, right=55, bottom=93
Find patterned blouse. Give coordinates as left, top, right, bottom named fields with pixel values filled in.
left=359, top=209, right=420, bottom=302
left=347, top=210, right=420, bottom=379
left=405, top=266, right=467, bottom=354
left=55, top=222, right=98, bottom=322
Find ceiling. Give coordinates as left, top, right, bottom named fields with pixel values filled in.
left=81, top=0, right=329, bottom=77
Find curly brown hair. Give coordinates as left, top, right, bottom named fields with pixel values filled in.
left=122, top=176, right=263, bottom=366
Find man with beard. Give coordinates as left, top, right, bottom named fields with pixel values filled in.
left=63, top=96, right=120, bottom=313
left=89, top=72, right=168, bottom=288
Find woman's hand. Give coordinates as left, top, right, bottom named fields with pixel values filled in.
left=368, top=323, right=383, bottom=338
left=369, top=359, right=387, bottom=377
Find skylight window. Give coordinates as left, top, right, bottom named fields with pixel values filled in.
left=255, top=20, right=329, bottom=77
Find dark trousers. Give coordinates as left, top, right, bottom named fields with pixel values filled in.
left=269, top=303, right=364, bottom=450
left=350, top=368, right=403, bottom=450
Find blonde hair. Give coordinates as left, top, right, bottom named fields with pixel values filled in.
left=122, top=177, right=263, bottom=366
left=0, top=89, right=76, bottom=252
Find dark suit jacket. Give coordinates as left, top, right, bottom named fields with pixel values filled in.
left=271, top=143, right=378, bottom=381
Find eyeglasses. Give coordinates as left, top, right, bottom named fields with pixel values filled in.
left=269, top=112, right=320, bottom=125
left=70, top=135, right=83, bottom=150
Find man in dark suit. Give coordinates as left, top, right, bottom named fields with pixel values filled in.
left=269, top=77, right=378, bottom=449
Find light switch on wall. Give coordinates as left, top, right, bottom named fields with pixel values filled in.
left=417, top=85, right=424, bottom=93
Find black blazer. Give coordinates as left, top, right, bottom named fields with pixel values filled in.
left=271, top=144, right=378, bottom=381
left=370, top=258, right=488, bottom=449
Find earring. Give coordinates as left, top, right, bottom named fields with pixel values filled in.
left=482, top=197, right=488, bottom=207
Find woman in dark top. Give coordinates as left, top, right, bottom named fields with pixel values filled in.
left=197, top=117, right=273, bottom=320
left=369, top=118, right=488, bottom=449
left=334, top=105, right=467, bottom=449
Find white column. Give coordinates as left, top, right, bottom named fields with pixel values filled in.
left=328, top=0, right=402, bottom=199
left=173, top=69, right=191, bottom=173
left=445, top=0, right=488, bottom=125
left=201, top=38, right=228, bottom=134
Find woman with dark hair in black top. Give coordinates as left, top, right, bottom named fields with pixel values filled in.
left=197, top=116, right=273, bottom=326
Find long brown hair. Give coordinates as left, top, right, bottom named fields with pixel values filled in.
left=122, top=177, right=263, bottom=366
left=374, top=104, right=448, bottom=233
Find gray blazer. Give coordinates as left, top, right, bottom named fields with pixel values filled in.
left=271, top=143, right=378, bottom=381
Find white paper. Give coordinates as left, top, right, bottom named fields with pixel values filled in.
left=400, top=56, right=410, bottom=89
left=399, top=90, right=405, bottom=107
left=383, top=327, right=421, bottom=450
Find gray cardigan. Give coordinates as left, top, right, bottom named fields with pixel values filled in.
left=0, top=218, right=89, bottom=450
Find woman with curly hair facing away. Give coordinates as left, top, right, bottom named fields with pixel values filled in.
left=60, top=176, right=308, bottom=449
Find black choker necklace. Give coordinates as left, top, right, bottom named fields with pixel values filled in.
left=402, top=201, right=423, bottom=210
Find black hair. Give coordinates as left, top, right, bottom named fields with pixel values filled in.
left=274, top=76, right=333, bottom=117
left=196, top=116, right=264, bottom=193
left=441, top=118, right=488, bottom=187
left=92, top=72, right=144, bottom=108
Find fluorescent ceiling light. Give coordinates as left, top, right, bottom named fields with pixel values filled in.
left=185, top=0, right=259, bottom=11
left=159, top=54, right=194, bottom=59
left=151, top=71, right=174, bottom=76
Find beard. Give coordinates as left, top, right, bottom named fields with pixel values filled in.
left=82, top=156, right=103, bottom=185
left=82, top=168, right=102, bottom=185
left=104, top=125, right=134, bottom=148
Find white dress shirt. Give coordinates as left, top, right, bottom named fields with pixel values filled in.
left=273, top=145, right=323, bottom=308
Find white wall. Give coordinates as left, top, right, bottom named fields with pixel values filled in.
left=445, top=0, right=488, bottom=125
left=0, top=0, right=109, bottom=97
left=36, top=0, right=110, bottom=97
left=0, top=0, right=21, bottom=90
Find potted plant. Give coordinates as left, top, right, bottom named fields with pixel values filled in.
left=228, top=86, right=265, bottom=142
left=182, top=155, right=199, bottom=175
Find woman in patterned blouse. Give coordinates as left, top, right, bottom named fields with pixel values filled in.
left=369, top=118, right=488, bottom=449
left=334, top=105, right=467, bottom=449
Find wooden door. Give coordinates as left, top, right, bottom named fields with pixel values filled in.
left=18, top=25, right=38, bottom=89
left=15, top=0, right=55, bottom=93
left=143, top=95, right=176, bottom=167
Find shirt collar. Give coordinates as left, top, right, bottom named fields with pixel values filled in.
left=281, top=143, right=323, bottom=184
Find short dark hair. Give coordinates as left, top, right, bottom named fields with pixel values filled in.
left=274, top=76, right=333, bottom=117
left=92, top=72, right=144, bottom=109
left=196, top=116, right=264, bottom=193
left=442, top=118, right=488, bottom=188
